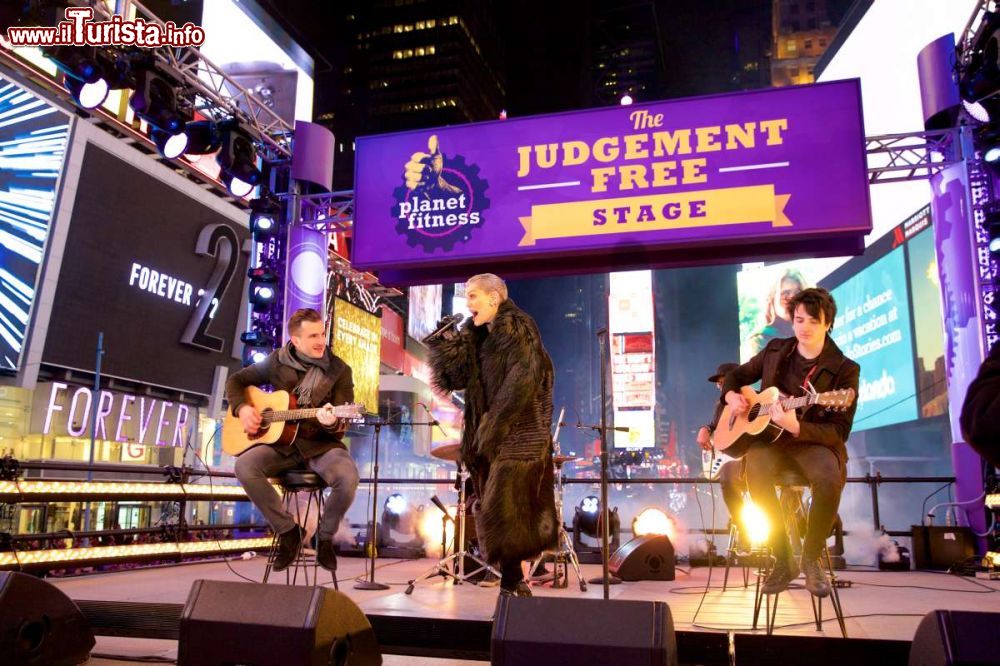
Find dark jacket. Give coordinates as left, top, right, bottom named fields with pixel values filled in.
left=226, top=347, right=354, bottom=459
left=721, top=336, right=860, bottom=465
left=960, top=341, right=1000, bottom=468
left=427, top=299, right=558, bottom=566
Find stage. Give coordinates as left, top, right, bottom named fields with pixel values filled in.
left=47, top=554, right=1000, bottom=665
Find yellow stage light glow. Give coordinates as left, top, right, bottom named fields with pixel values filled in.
left=632, top=508, right=675, bottom=540
left=740, top=501, right=770, bottom=546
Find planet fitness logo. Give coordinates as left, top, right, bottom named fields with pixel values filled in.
left=392, top=134, right=490, bottom=253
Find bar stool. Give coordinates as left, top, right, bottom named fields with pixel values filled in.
left=752, top=470, right=846, bottom=637
left=262, top=469, right=337, bottom=589
left=722, top=510, right=770, bottom=591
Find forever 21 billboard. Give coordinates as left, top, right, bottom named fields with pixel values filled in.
left=42, top=145, right=251, bottom=396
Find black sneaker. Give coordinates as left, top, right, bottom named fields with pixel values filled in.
left=317, top=539, right=337, bottom=572
left=801, top=558, right=831, bottom=598
left=272, top=525, right=304, bottom=572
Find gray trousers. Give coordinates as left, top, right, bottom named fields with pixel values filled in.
left=234, top=445, right=359, bottom=542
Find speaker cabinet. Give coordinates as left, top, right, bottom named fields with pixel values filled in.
left=609, top=535, right=676, bottom=581
left=910, top=526, right=976, bottom=571
left=492, top=596, right=676, bottom=666
left=0, top=571, right=95, bottom=666
left=909, top=609, right=1000, bottom=666
left=178, top=579, right=381, bottom=666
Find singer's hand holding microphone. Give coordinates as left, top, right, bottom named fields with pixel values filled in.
left=423, top=313, right=465, bottom=343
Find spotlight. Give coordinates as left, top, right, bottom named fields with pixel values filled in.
left=217, top=121, right=262, bottom=197
left=620, top=94, right=634, bottom=106
left=739, top=500, right=770, bottom=547
left=572, top=495, right=620, bottom=563
left=151, top=127, right=188, bottom=159
left=989, top=222, right=1000, bottom=255
left=248, top=267, right=278, bottom=311
left=182, top=120, right=222, bottom=156
left=130, top=66, right=188, bottom=135
left=63, top=74, right=108, bottom=110
left=632, top=508, right=675, bottom=540
left=239, top=330, right=275, bottom=347
left=377, top=493, right=423, bottom=558
left=249, top=194, right=281, bottom=238
left=241, top=345, right=270, bottom=367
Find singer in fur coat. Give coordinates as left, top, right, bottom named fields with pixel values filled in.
left=427, top=274, right=558, bottom=595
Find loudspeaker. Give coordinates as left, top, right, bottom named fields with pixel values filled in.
left=178, top=579, right=381, bottom=666
left=0, top=571, right=95, bottom=666
left=910, top=526, right=976, bottom=570
left=609, top=535, right=676, bottom=581
left=492, top=596, right=676, bottom=666
left=909, top=610, right=1000, bottom=665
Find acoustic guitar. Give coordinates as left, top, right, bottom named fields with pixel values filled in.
left=222, top=386, right=365, bottom=456
left=712, top=385, right=855, bottom=458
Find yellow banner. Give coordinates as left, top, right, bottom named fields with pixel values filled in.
left=331, top=299, right=381, bottom=414
left=519, top=185, right=791, bottom=247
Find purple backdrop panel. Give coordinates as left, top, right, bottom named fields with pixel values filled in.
left=283, top=225, right=327, bottom=336
left=292, top=120, right=335, bottom=192
left=353, top=80, right=871, bottom=275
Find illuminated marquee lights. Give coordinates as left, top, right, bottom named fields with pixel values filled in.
left=0, top=537, right=274, bottom=569
left=0, top=76, right=71, bottom=371
left=0, top=479, right=266, bottom=501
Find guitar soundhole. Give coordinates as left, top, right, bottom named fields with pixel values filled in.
left=249, top=409, right=273, bottom=441
left=748, top=404, right=761, bottom=420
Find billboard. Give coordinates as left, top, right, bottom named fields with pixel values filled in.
left=42, top=145, right=250, bottom=395
left=354, top=80, right=871, bottom=283
left=331, top=298, right=380, bottom=414
left=0, top=74, right=71, bottom=371
left=608, top=271, right=655, bottom=448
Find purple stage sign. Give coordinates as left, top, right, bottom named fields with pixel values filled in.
left=353, top=80, right=871, bottom=283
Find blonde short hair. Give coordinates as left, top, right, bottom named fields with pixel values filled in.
left=466, top=273, right=508, bottom=302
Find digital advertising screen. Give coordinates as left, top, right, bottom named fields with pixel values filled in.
left=609, top=271, right=655, bottom=448
left=0, top=74, right=71, bottom=371
left=42, top=145, right=250, bottom=395
left=407, top=284, right=442, bottom=342
left=828, top=246, right=918, bottom=432
left=331, top=298, right=381, bottom=415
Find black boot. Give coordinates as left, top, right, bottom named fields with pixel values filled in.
left=317, top=539, right=337, bottom=572
left=801, top=557, right=831, bottom=598
left=761, top=556, right=799, bottom=595
left=272, top=525, right=304, bottom=572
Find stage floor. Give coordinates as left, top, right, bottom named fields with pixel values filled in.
left=48, top=555, right=1000, bottom=664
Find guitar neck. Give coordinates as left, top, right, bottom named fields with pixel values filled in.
left=778, top=394, right=813, bottom=410
left=265, top=408, right=319, bottom=423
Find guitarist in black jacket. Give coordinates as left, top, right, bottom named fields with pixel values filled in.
left=227, top=308, right=359, bottom=572
left=721, top=288, right=859, bottom=597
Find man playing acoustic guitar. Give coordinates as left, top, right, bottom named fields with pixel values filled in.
left=721, top=288, right=859, bottom=597
left=228, top=308, right=360, bottom=573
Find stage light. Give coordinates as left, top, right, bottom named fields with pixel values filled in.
left=960, top=12, right=1000, bottom=115
left=217, top=121, right=262, bottom=197
left=740, top=500, right=770, bottom=547
left=250, top=194, right=281, bottom=237
left=151, top=127, right=189, bottom=159
left=620, top=94, right=634, bottom=106
left=573, top=495, right=621, bottom=563
left=182, top=120, right=222, bottom=155
left=248, top=267, right=278, bottom=312
left=241, top=345, right=270, bottom=367
left=43, top=45, right=101, bottom=84
left=418, top=502, right=454, bottom=558
left=986, top=493, right=1000, bottom=509
left=63, top=75, right=109, bottom=109
left=632, top=507, right=675, bottom=540
left=987, top=217, right=1000, bottom=255
left=385, top=493, right=408, bottom=516
left=130, top=66, right=187, bottom=135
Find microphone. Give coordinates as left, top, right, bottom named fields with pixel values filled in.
left=416, top=401, right=439, bottom=426
left=423, top=313, right=465, bottom=343
left=430, top=495, right=454, bottom=522
left=595, top=327, right=608, bottom=338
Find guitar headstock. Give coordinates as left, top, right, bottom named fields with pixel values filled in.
left=332, top=403, right=366, bottom=420
left=816, top=388, right=856, bottom=411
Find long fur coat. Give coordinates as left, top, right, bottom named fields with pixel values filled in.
left=427, top=299, right=559, bottom=565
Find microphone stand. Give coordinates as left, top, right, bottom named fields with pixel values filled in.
left=560, top=328, right=630, bottom=600
left=354, top=415, right=436, bottom=591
